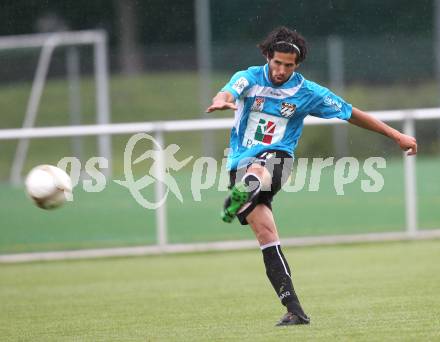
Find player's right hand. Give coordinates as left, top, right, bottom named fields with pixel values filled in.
left=205, top=100, right=238, bottom=113
left=395, top=133, right=418, bottom=156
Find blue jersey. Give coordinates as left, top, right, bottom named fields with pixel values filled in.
left=222, top=64, right=352, bottom=170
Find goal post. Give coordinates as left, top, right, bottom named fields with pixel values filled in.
left=0, top=30, right=112, bottom=184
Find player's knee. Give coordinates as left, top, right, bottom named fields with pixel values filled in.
left=247, top=164, right=267, bottom=177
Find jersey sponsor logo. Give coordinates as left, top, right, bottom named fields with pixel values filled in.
left=323, top=95, right=342, bottom=112
left=255, top=118, right=276, bottom=144
left=280, top=102, right=296, bottom=118
left=243, top=112, right=288, bottom=148
left=251, top=96, right=265, bottom=112
left=232, top=77, right=249, bottom=95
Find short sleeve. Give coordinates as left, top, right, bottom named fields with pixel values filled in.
left=221, top=70, right=254, bottom=100
left=307, top=82, right=352, bottom=121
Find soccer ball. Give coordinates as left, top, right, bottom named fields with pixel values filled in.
left=25, top=164, right=72, bottom=210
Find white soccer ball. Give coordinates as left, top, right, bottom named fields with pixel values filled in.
left=25, top=164, right=72, bottom=210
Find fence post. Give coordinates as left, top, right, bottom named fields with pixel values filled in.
left=403, top=111, right=417, bottom=237
left=154, top=130, right=168, bottom=248
left=195, top=0, right=214, bottom=157
left=328, top=35, right=348, bottom=158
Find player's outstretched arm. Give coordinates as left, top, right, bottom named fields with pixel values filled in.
left=206, top=91, right=238, bottom=113
left=348, top=107, right=418, bottom=155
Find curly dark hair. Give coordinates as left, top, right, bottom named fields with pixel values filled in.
left=257, top=26, right=308, bottom=64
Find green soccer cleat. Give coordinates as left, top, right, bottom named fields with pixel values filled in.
left=221, top=182, right=250, bottom=223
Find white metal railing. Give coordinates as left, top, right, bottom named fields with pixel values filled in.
left=0, top=108, right=438, bottom=257
left=0, top=108, right=439, bottom=140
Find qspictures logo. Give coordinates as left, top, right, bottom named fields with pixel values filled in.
left=57, top=133, right=387, bottom=209
left=114, top=133, right=193, bottom=209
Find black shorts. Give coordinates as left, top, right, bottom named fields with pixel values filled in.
left=227, top=150, right=293, bottom=225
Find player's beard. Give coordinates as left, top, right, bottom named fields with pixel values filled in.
left=269, top=69, right=291, bottom=85
left=271, top=74, right=288, bottom=86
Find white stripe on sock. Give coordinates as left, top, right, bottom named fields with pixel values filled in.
left=275, top=245, right=291, bottom=278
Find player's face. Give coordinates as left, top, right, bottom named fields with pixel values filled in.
left=267, top=51, right=298, bottom=85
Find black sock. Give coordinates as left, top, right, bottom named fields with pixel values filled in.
left=262, top=243, right=306, bottom=316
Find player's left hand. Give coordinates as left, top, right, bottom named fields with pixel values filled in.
left=395, top=133, right=417, bottom=155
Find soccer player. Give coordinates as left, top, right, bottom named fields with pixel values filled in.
left=206, top=27, right=417, bottom=326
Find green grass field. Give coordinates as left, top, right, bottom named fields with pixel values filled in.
left=0, top=72, right=439, bottom=341
left=1, top=240, right=439, bottom=341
